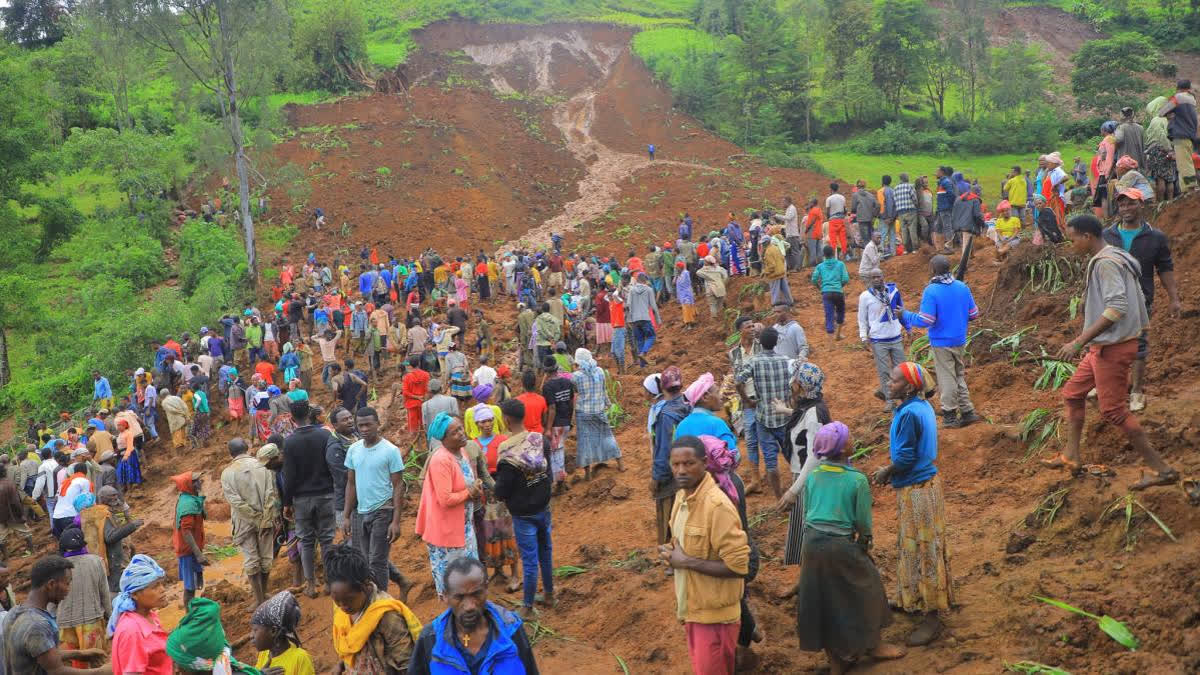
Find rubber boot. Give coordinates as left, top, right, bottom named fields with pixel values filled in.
left=942, top=409, right=965, bottom=429
left=766, top=469, right=782, bottom=499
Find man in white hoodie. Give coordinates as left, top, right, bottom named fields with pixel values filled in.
left=858, top=269, right=909, bottom=408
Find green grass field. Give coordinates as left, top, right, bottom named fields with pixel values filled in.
left=804, top=143, right=1094, bottom=205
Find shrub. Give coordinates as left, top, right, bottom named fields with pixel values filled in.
left=177, top=219, right=247, bottom=295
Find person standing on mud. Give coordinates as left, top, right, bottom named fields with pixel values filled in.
left=660, top=435, right=750, bottom=675
left=775, top=196, right=802, bottom=271
left=281, top=399, right=337, bottom=598
left=736, top=327, right=792, bottom=499
left=1042, top=212, right=1179, bottom=490
left=1100, top=188, right=1181, bottom=413
left=902, top=255, right=983, bottom=429
left=648, top=143, right=655, bottom=160
left=220, top=437, right=278, bottom=606
left=872, top=362, right=953, bottom=647
left=627, top=273, right=660, bottom=369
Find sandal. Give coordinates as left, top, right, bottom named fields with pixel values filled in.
left=1183, top=479, right=1200, bottom=506
left=1130, top=469, right=1179, bottom=491
left=1082, top=464, right=1115, bottom=477
left=1039, top=454, right=1082, bottom=476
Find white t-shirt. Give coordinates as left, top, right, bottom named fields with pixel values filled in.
left=825, top=193, right=847, bottom=217
left=472, top=365, right=497, bottom=388
left=52, top=476, right=91, bottom=519
left=782, top=204, right=800, bottom=237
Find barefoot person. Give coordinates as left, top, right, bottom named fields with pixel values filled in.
left=1042, top=212, right=1179, bottom=490
left=872, top=362, right=953, bottom=646
left=660, top=436, right=751, bottom=675
left=795, top=422, right=906, bottom=673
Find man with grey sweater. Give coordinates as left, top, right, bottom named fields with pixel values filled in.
left=627, top=273, right=660, bottom=368
left=1043, top=211, right=1177, bottom=490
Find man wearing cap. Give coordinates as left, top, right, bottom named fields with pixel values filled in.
left=220, top=437, right=278, bottom=605
left=1158, top=79, right=1199, bottom=189
left=1102, top=188, right=1182, bottom=412
left=95, top=449, right=120, bottom=496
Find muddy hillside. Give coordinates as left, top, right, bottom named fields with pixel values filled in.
left=17, top=21, right=1196, bottom=675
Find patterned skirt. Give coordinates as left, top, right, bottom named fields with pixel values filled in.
left=895, top=474, right=954, bottom=613
left=1145, top=144, right=1177, bottom=182
left=254, top=410, right=272, bottom=441
left=60, top=620, right=107, bottom=669
left=191, top=412, right=211, bottom=444
left=270, top=413, right=298, bottom=439
left=427, top=504, right=479, bottom=597
left=594, top=322, right=613, bottom=345
left=482, top=497, right=519, bottom=569
left=449, top=371, right=473, bottom=400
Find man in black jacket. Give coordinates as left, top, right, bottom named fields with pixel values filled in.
left=493, top=399, right=553, bottom=619
left=281, top=398, right=335, bottom=598
left=1102, top=190, right=1182, bottom=412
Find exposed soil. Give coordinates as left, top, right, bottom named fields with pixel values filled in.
left=18, top=20, right=1200, bottom=675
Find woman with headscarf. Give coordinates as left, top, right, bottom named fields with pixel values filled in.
left=571, top=348, right=623, bottom=480
left=1041, top=151, right=1069, bottom=225
left=1144, top=95, right=1177, bottom=201
left=463, top=406, right=521, bottom=593
left=172, top=471, right=208, bottom=606
left=55, top=527, right=111, bottom=666
left=675, top=260, right=697, bottom=330
left=252, top=384, right=273, bottom=441
left=268, top=386, right=297, bottom=438
left=674, top=373, right=738, bottom=455
left=189, top=383, right=211, bottom=449
left=285, top=378, right=308, bottom=402
left=724, top=214, right=746, bottom=276
left=167, top=597, right=259, bottom=673
left=115, top=417, right=143, bottom=492
left=1113, top=156, right=1155, bottom=203
left=462, top=384, right=506, bottom=440
left=162, top=386, right=191, bottom=450
left=872, top=362, right=953, bottom=647
left=279, top=342, right=300, bottom=384
left=110, top=554, right=171, bottom=674
left=771, top=361, right=833, bottom=567
left=794, top=422, right=905, bottom=672
left=415, top=413, right=482, bottom=598
left=252, top=590, right=314, bottom=674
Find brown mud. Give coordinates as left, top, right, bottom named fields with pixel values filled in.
left=14, top=21, right=1199, bottom=675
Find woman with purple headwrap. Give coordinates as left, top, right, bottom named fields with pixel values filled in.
left=793, top=422, right=906, bottom=673
left=463, top=383, right=506, bottom=440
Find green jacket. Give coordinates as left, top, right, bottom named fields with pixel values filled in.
left=811, top=258, right=849, bottom=294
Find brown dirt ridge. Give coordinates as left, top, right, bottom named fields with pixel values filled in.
left=17, top=20, right=1196, bottom=675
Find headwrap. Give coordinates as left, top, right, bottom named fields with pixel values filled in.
left=699, top=435, right=739, bottom=504
left=251, top=590, right=302, bottom=647
left=790, top=361, right=825, bottom=400
left=1046, top=151, right=1063, bottom=166
left=256, top=443, right=280, bottom=462
left=496, top=364, right=511, bottom=378
left=471, top=383, right=494, bottom=402
left=166, top=597, right=258, bottom=674
left=1100, top=120, right=1117, bottom=134
left=471, top=404, right=495, bottom=423
left=898, top=362, right=936, bottom=397
left=172, top=472, right=206, bottom=528
left=427, top=411, right=453, bottom=442
left=996, top=200, right=1011, bottom=211
left=683, top=372, right=716, bottom=406
left=1115, top=156, right=1139, bottom=171
left=642, top=373, right=662, bottom=396
left=661, top=366, right=683, bottom=391
left=73, top=491, right=96, bottom=513
left=812, top=422, right=851, bottom=460
left=107, top=554, right=166, bottom=636
left=58, top=527, right=87, bottom=555
left=98, top=485, right=120, bottom=502
left=575, top=348, right=597, bottom=374
left=1147, top=95, right=1167, bottom=117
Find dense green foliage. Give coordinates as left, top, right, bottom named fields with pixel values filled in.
left=1070, top=34, right=1163, bottom=112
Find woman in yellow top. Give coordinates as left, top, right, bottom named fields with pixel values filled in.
left=253, top=590, right=315, bottom=675
left=988, top=200, right=1022, bottom=262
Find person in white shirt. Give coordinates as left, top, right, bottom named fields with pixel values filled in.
left=51, top=462, right=93, bottom=535
left=857, top=269, right=909, bottom=408
left=775, top=196, right=802, bottom=271
left=771, top=305, right=810, bottom=360
left=471, top=355, right=498, bottom=388
left=859, top=231, right=883, bottom=279
left=32, top=446, right=64, bottom=515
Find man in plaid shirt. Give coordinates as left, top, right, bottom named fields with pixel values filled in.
left=894, top=172, right=919, bottom=255
left=735, top=327, right=792, bottom=499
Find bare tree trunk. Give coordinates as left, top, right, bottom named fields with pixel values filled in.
left=0, top=323, right=10, bottom=388
left=216, top=0, right=256, bottom=289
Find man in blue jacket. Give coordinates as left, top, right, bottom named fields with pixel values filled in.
left=409, top=556, right=540, bottom=674
left=904, top=255, right=982, bottom=429
left=649, top=366, right=690, bottom=545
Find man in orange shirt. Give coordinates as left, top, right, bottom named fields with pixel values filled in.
left=401, top=356, right=431, bottom=432
left=626, top=250, right=644, bottom=276
left=803, top=198, right=824, bottom=268
left=515, top=370, right=549, bottom=433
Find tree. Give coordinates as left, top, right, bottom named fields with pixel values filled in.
left=947, top=0, right=992, bottom=122
left=61, top=126, right=187, bottom=211
left=1, top=0, right=69, bottom=46
left=1070, top=33, right=1160, bottom=112
left=73, top=0, right=148, bottom=130
left=290, top=0, right=367, bottom=90
left=869, top=0, right=935, bottom=116
left=923, top=37, right=955, bottom=118
left=129, top=0, right=290, bottom=288
left=987, top=41, right=1052, bottom=112
left=822, top=0, right=872, bottom=123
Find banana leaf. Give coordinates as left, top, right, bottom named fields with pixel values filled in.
left=1033, top=596, right=1139, bottom=650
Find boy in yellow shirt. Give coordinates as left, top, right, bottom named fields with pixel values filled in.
left=1003, top=165, right=1028, bottom=223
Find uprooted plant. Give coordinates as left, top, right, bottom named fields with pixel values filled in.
left=1035, top=357, right=1076, bottom=390
left=1015, top=251, right=1084, bottom=302
left=1020, top=408, right=1061, bottom=459
left=990, top=325, right=1038, bottom=365
left=1032, top=596, right=1139, bottom=650
left=1026, top=487, right=1070, bottom=528
left=1102, top=493, right=1178, bottom=551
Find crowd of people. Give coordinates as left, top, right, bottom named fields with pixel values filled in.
left=0, top=83, right=1192, bottom=675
